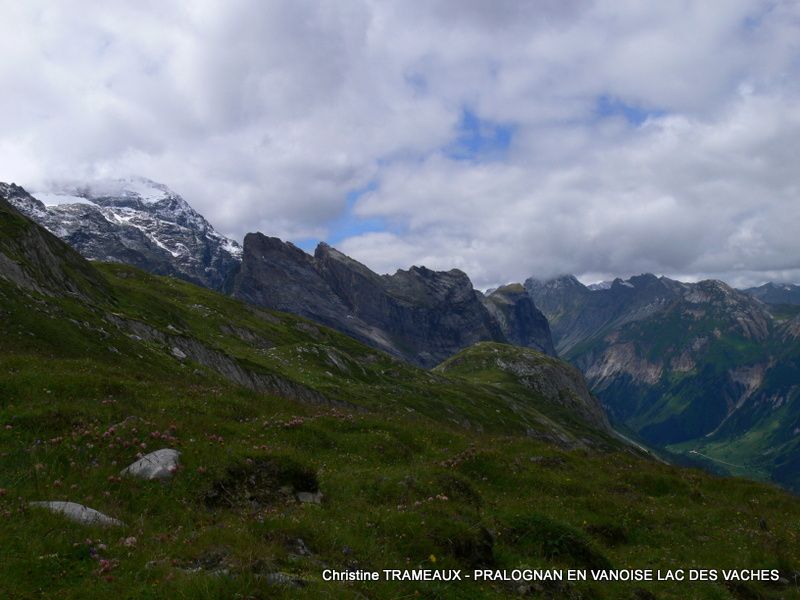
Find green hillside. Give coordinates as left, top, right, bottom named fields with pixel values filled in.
left=1, top=206, right=800, bottom=597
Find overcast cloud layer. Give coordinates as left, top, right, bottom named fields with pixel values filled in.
left=1, top=0, right=799, bottom=288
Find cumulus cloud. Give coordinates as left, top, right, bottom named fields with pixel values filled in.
left=0, top=0, right=799, bottom=287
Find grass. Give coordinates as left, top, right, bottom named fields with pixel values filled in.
left=1, top=260, right=800, bottom=598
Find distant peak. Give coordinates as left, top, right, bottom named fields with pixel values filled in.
left=37, top=176, right=177, bottom=205
left=492, top=282, right=526, bottom=295
left=314, top=241, right=347, bottom=258
left=525, top=274, right=587, bottom=291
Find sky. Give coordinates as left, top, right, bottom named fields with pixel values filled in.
left=1, top=1, right=799, bottom=289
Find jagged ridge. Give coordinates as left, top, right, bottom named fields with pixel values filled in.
left=229, top=233, right=555, bottom=367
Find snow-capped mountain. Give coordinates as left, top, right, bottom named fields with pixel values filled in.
left=0, top=177, right=241, bottom=291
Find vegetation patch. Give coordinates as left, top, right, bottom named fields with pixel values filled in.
left=204, top=456, right=318, bottom=508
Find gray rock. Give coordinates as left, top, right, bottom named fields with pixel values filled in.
left=296, top=491, right=323, bottom=504
left=29, top=501, right=124, bottom=527
left=121, top=448, right=180, bottom=480
left=171, top=346, right=187, bottom=360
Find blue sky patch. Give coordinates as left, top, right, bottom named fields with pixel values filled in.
left=595, top=95, right=664, bottom=125
left=328, top=180, right=385, bottom=245
left=444, top=108, right=515, bottom=161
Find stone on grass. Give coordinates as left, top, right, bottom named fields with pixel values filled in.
left=121, top=448, right=181, bottom=480
left=29, top=501, right=124, bottom=527
left=296, top=491, right=323, bottom=504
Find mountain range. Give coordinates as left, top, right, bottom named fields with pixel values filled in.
left=3, top=177, right=800, bottom=491
left=527, top=273, right=800, bottom=489
left=743, top=281, right=800, bottom=306
left=2, top=183, right=800, bottom=598
left=1, top=179, right=555, bottom=368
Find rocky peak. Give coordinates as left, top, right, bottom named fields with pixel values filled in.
left=384, top=266, right=475, bottom=306
left=231, top=237, right=554, bottom=367
left=314, top=241, right=381, bottom=285
left=1, top=179, right=241, bottom=291
left=483, top=284, right=556, bottom=355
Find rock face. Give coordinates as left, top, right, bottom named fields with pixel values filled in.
left=121, top=448, right=181, bottom=480
left=482, top=283, right=556, bottom=356
left=1, top=178, right=241, bottom=291
left=229, top=234, right=555, bottom=367
left=526, top=272, right=800, bottom=489
left=29, top=501, right=124, bottom=527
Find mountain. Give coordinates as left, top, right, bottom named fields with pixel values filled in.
left=743, top=281, right=800, bottom=305
left=0, top=178, right=241, bottom=291
left=3, top=190, right=800, bottom=599
left=228, top=233, right=555, bottom=367
left=2, top=180, right=555, bottom=368
left=525, top=273, right=686, bottom=356
left=527, top=273, right=800, bottom=490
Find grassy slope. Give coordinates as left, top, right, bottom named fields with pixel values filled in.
left=0, top=265, right=799, bottom=598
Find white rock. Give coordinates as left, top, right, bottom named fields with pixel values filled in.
left=171, top=347, right=187, bottom=360
left=121, top=448, right=180, bottom=480
left=29, top=501, right=124, bottom=527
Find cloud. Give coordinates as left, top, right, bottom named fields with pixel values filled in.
left=0, top=0, right=799, bottom=287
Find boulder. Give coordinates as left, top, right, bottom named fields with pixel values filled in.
left=29, top=501, right=124, bottom=527
left=121, top=448, right=181, bottom=480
